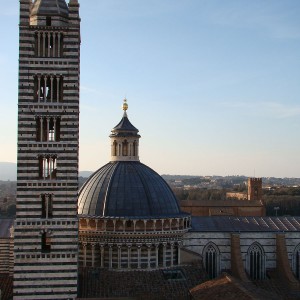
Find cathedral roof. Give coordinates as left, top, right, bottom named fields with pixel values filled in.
left=31, top=0, right=69, bottom=17
left=78, top=161, right=185, bottom=218
left=191, top=216, right=300, bottom=232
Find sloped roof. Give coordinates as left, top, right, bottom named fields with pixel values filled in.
left=31, top=0, right=69, bottom=17
left=191, top=216, right=300, bottom=232
left=110, top=113, right=139, bottom=137
left=190, top=274, right=280, bottom=300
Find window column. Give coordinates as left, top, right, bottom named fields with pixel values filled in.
left=40, top=117, right=44, bottom=141
left=155, top=244, right=159, bottom=268
left=137, top=245, right=141, bottom=269
left=42, top=32, right=46, bottom=57
left=37, top=76, right=41, bottom=101
left=163, top=243, right=167, bottom=268
left=117, top=245, right=121, bottom=269
left=83, top=243, right=87, bottom=267
left=100, top=244, right=104, bottom=268
left=127, top=245, right=131, bottom=269
left=109, top=245, right=113, bottom=269
left=91, top=244, right=95, bottom=267
left=147, top=244, right=151, bottom=269
left=170, top=243, right=174, bottom=267
left=56, top=76, right=60, bottom=102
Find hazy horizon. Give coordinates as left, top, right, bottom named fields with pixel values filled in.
left=0, top=1, right=300, bottom=178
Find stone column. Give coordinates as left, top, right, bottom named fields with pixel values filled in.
left=56, top=76, right=60, bottom=102
left=42, top=157, right=46, bottom=179
left=47, top=33, right=51, bottom=57
left=44, top=194, right=48, bottom=218
left=40, top=117, right=43, bottom=142
left=163, top=243, right=167, bottom=268
left=117, top=245, right=121, bottom=269
left=83, top=243, right=87, bottom=267
left=58, top=32, right=61, bottom=57
left=177, top=242, right=182, bottom=265
left=109, top=245, right=113, bottom=269
left=53, top=118, right=57, bottom=141
left=100, top=244, right=104, bottom=268
left=155, top=244, right=159, bottom=268
left=50, top=76, right=54, bottom=102
left=127, top=245, right=131, bottom=269
left=52, top=32, right=56, bottom=57
left=43, top=76, right=47, bottom=101
left=42, top=32, right=46, bottom=57
left=147, top=244, right=151, bottom=269
left=49, top=157, right=52, bottom=179
left=46, top=118, right=50, bottom=142
left=137, top=245, right=141, bottom=269
left=37, top=76, right=41, bottom=101
left=37, top=32, right=41, bottom=56
left=91, top=244, right=95, bottom=267
left=170, top=243, right=174, bottom=267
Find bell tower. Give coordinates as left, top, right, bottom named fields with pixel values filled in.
left=14, top=0, right=80, bottom=299
left=247, top=178, right=263, bottom=201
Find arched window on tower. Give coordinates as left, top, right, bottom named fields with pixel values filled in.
left=35, top=31, right=64, bottom=57
left=246, top=242, right=265, bottom=280
left=293, top=244, right=300, bottom=279
left=112, top=140, right=117, bottom=156
left=41, top=231, right=51, bottom=253
left=39, top=155, right=57, bottom=180
left=203, top=242, right=220, bottom=279
left=133, top=141, right=137, bottom=156
left=122, top=140, right=128, bottom=156
left=36, top=116, right=60, bottom=142
left=34, top=75, right=63, bottom=102
left=41, top=194, right=53, bottom=219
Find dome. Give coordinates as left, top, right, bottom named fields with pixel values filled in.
left=78, top=161, right=183, bottom=218
left=31, top=0, right=69, bottom=17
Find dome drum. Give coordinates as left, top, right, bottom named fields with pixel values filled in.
left=79, top=240, right=183, bottom=270
left=79, top=215, right=189, bottom=270
left=79, top=215, right=191, bottom=234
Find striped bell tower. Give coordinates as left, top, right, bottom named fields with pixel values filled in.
left=14, top=0, right=80, bottom=299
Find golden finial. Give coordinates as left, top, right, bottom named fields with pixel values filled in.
left=123, top=98, right=128, bottom=111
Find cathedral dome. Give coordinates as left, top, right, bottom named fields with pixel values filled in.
left=78, top=161, right=183, bottom=218
left=78, top=99, right=186, bottom=219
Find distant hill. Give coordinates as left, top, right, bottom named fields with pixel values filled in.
left=0, top=162, right=17, bottom=181
left=79, top=171, right=93, bottom=178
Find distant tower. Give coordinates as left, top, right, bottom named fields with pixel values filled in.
left=248, top=178, right=262, bottom=201
left=14, top=1, right=80, bottom=299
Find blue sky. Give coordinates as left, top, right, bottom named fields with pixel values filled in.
left=0, top=0, right=300, bottom=177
